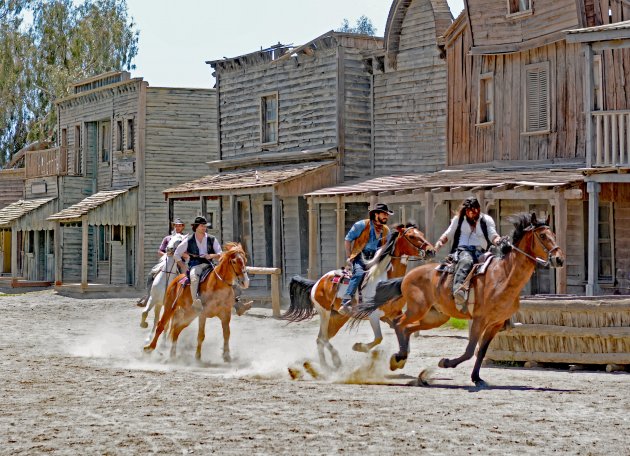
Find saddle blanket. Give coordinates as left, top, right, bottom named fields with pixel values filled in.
left=178, top=266, right=214, bottom=287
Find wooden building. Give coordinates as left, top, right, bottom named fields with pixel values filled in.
left=0, top=71, right=217, bottom=290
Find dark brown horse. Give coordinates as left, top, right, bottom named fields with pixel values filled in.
left=355, top=213, right=564, bottom=386
left=283, top=224, right=434, bottom=369
left=143, top=242, right=249, bottom=361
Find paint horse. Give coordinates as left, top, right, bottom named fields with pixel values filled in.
left=143, top=242, right=249, bottom=361
left=283, top=224, right=434, bottom=369
left=356, top=213, right=564, bottom=387
left=139, top=233, right=186, bottom=341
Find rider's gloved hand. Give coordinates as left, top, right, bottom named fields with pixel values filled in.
left=434, top=240, right=444, bottom=251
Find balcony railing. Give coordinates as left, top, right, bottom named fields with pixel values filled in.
left=24, top=147, right=83, bottom=178
left=592, top=110, right=630, bottom=167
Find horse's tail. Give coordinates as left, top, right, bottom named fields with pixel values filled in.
left=281, top=275, right=317, bottom=322
left=352, top=277, right=404, bottom=321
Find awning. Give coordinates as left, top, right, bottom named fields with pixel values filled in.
left=566, top=20, right=630, bottom=43
left=47, top=187, right=137, bottom=225
left=164, top=161, right=338, bottom=199
left=306, top=168, right=586, bottom=199
left=0, top=197, right=57, bottom=230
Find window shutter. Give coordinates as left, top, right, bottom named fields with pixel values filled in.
left=526, top=65, right=549, bottom=132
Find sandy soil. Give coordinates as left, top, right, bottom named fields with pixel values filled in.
left=0, top=289, right=628, bottom=455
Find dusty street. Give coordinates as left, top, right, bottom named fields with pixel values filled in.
left=0, top=289, right=628, bottom=455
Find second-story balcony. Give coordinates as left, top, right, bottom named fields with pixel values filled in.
left=591, top=110, right=630, bottom=168
left=25, top=147, right=82, bottom=179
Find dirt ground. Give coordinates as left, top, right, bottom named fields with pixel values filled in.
left=0, top=289, right=628, bottom=455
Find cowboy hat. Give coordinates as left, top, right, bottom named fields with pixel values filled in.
left=172, top=218, right=185, bottom=225
left=191, top=216, right=210, bottom=230
left=369, top=203, right=394, bottom=215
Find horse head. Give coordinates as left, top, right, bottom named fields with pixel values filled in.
left=394, top=223, right=435, bottom=259
left=165, top=233, right=186, bottom=255
left=510, top=212, right=564, bottom=268
left=221, top=242, right=250, bottom=289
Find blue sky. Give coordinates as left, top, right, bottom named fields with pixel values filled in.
left=125, top=0, right=465, bottom=88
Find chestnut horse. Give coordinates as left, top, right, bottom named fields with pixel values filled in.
left=283, top=224, right=434, bottom=369
left=355, top=213, right=564, bottom=387
left=143, top=242, right=249, bottom=361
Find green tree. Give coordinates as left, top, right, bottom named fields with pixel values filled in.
left=0, top=0, right=138, bottom=165
left=336, top=15, right=377, bottom=36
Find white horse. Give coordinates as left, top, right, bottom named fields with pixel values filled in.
left=139, top=233, right=186, bottom=342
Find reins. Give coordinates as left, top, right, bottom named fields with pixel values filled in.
left=510, top=225, right=559, bottom=267
left=390, top=227, right=429, bottom=261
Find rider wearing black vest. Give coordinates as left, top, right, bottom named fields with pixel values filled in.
left=174, top=216, right=222, bottom=314
left=434, top=197, right=501, bottom=312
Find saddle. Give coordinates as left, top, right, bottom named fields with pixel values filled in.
left=178, top=265, right=215, bottom=287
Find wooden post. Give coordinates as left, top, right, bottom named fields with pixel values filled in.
left=54, top=223, right=62, bottom=285
left=167, top=198, right=175, bottom=233
left=424, top=192, right=434, bottom=242
left=10, top=227, right=17, bottom=279
left=584, top=44, right=594, bottom=169
left=586, top=181, right=600, bottom=296
left=81, top=215, right=88, bottom=290
left=336, top=196, right=346, bottom=268
left=554, top=192, right=567, bottom=294
left=270, top=272, right=281, bottom=318
left=33, top=230, right=40, bottom=281
left=307, top=198, right=318, bottom=280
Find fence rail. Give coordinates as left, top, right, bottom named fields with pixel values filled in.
left=24, top=147, right=68, bottom=178
left=592, top=110, right=630, bottom=167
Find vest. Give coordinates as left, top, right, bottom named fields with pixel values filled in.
left=450, top=213, right=491, bottom=254
left=186, top=233, right=217, bottom=268
left=349, top=220, right=390, bottom=261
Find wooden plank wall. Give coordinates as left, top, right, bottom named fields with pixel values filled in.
left=447, top=33, right=587, bottom=165
left=615, top=202, right=630, bottom=293
left=143, top=88, right=217, bottom=279
left=24, top=176, right=58, bottom=199
left=0, top=170, right=24, bottom=208
left=466, top=0, right=578, bottom=48
left=318, top=203, right=337, bottom=275
left=60, top=225, right=95, bottom=282
left=566, top=199, right=586, bottom=294
left=374, top=0, right=448, bottom=174
left=248, top=195, right=268, bottom=292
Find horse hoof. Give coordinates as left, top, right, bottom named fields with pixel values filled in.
left=473, top=379, right=488, bottom=388
left=352, top=342, right=369, bottom=353
left=139, top=321, right=148, bottom=329
left=390, top=354, right=407, bottom=371
left=143, top=345, right=154, bottom=353
left=223, top=354, right=231, bottom=363
left=438, top=358, right=448, bottom=368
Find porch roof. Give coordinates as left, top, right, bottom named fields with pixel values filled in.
left=164, top=162, right=337, bottom=199
left=566, top=20, right=630, bottom=43
left=0, top=197, right=56, bottom=229
left=305, top=168, right=585, bottom=198
left=47, top=187, right=137, bottom=225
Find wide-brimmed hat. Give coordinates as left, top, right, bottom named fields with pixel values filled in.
left=172, top=218, right=185, bottom=225
left=369, top=203, right=394, bottom=215
left=191, top=216, right=210, bottom=230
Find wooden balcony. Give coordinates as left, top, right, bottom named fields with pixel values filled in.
left=24, top=147, right=82, bottom=178
left=591, top=110, right=630, bottom=168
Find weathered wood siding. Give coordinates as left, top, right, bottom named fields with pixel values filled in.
left=24, top=176, right=58, bottom=199
left=143, top=87, right=217, bottom=279
left=447, top=26, right=586, bottom=165
left=566, top=199, right=586, bottom=294
left=615, top=202, right=630, bottom=292
left=0, top=170, right=24, bottom=208
left=467, top=0, right=579, bottom=48
left=374, top=0, right=449, bottom=174
left=318, top=203, right=337, bottom=275
left=60, top=225, right=95, bottom=282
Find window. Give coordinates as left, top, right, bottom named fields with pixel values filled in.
left=593, top=55, right=603, bottom=111
left=260, top=93, right=278, bottom=144
left=100, top=122, right=110, bottom=163
left=112, top=225, right=123, bottom=242
left=116, top=120, right=123, bottom=151
left=98, top=225, right=110, bottom=261
left=507, top=0, right=532, bottom=15
left=126, top=119, right=134, bottom=151
left=73, top=124, right=82, bottom=175
left=524, top=62, right=550, bottom=133
left=477, top=73, right=494, bottom=125
left=598, top=203, right=614, bottom=281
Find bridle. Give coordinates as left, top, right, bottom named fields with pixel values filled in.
left=391, top=227, right=430, bottom=261
left=511, top=225, right=560, bottom=267
left=213, top=251, right=248, bottom=286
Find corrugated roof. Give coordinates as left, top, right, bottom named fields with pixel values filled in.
left=0, top=197, right=56, bottom=228
left=306, top=168, right=585, bottom=197
left=47, top=188, right=132, bottom=222
left=164, top=162, right=336, bottom=197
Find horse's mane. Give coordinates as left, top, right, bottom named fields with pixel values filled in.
left=508, top=213, right=548, bottom=246
left=222, top=242, right=245, bottom=258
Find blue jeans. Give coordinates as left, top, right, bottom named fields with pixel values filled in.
left=343, top=256, right=368, bottom=300
left=453, top=246, right=484, bottom=292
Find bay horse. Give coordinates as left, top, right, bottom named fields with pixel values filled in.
left=143, top=242, right=249, bottom=361
left=139, top=233, right=186, bottom=342
left=355, top=213, right=564, bottom=386
left=283, top=224, right=434, bottom=369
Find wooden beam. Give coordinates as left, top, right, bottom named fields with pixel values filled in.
left=136, top=80, right=148, bottom=289
left=272, top=192, right=282, bottom=269
left=205, top=147, right=337, bottom=170
left=54, top=223, right=62, bottom=285
left=586, top=182, right=600, bottom=296
left=11, top=227, right=17, bottom=279
left=584, top=45, right=594, bottom=169
left=553, top=193, right=567, bottom=294
left=307, top=198, right=319, bottom=280
left=336, top=196, right=345, bottom=268
left=81, top=215, right=88, bottom=289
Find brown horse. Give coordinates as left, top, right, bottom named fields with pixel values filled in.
left=283, top=224, right=434, bottom=369
left=355, top=213, right=564, bottom=387
left=143, top=242, right=249, bottom=361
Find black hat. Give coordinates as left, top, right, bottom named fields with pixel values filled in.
left=172, top=218, right=184, bottom=225
left=191, top=216, right=209, bottom=230
left=369, top=203, right=394, bottom=215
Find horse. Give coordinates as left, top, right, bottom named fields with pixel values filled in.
left=355, top=212, right=564, bottom=387
left=143, top=242, right=249, bottom=361
left=139, top=233, right=186, bottom=341
left=282, top=224, right=434, bottom=369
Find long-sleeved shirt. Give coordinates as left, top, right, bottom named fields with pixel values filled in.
left=174, top=234, right=222, bottom=262
left=441, top=213, right=499, bottom=250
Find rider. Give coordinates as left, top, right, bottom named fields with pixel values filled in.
left=339, top=203, right=393, bottom=315
left=136, top=218, right=187, bottom=307
left=434, top=196, right=501, bottom=312
left=173, top=216, right=251, bottom=316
